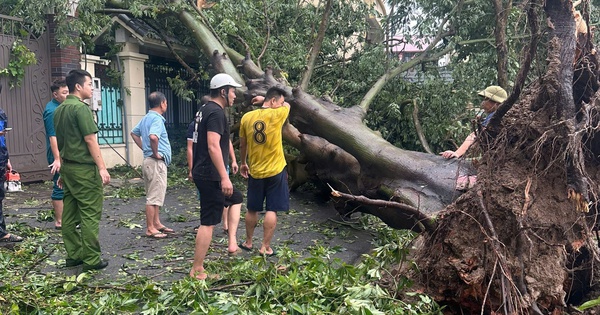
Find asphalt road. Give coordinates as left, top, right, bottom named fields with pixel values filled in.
left=3, top=179, right=374, bottom=282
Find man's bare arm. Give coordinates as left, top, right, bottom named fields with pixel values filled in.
left=48, top=136, right=61, bottom=174
left=130, top=132, right=143, bottom=150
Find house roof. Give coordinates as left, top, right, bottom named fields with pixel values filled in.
left=92, top=14, right=196, bottom=61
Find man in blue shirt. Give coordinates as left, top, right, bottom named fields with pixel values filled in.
left=131, top=91, right=173, bottom=238
left=43, top=80, right=69, bottom=229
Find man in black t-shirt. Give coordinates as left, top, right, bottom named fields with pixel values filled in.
left=189, top=74, right=244, bottom=281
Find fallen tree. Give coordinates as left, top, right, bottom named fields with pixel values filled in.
left=101, top=0, right=600, bottom=312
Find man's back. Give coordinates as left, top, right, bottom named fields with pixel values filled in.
left=239, top=106, right=289, bottom=179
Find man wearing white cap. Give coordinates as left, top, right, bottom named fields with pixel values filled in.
left=189, top=73, right=244, bottom=280
left=440, top=85, right=507, bottom=159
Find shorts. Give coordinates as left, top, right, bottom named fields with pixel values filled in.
left=195, top=179, right=243, bottom=226
left=51, top=172, right=64, bottom=200
left=247, top=169, right=289, bottom=212
left=142, top=157, right=167, bottom=206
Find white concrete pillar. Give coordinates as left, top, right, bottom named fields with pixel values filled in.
left=117, top=43, right=148, bottom=167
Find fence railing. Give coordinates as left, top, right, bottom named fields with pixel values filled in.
left=97, top=86, right=124, bottom=144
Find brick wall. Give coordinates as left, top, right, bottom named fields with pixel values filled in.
left=47, top=15, right=80, bottom=81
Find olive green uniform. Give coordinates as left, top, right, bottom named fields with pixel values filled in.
left=54, top=95, right=103, bottom=267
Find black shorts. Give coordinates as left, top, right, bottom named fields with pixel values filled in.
left=247, top=169, right=289, bottom=212
left=195, top=179, right=243, bottom=226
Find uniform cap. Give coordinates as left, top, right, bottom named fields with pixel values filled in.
left=210, top=73, right=242, bottom=89
left=478, top=85, right=507, bottom=103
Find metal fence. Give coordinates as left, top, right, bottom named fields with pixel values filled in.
left=97, top=86, right=124, bottom=144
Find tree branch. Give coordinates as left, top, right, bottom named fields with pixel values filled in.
left=358, top=44, right=454, bottom=114
left=256, top=1, right=270, bottom=69
left=330, top=186, right=437, bottom=233
left=144, top=19, right=198, bottom=81
left=299, top=0, right=333, bottom=91
left=412, top=99, right=433, bottom=154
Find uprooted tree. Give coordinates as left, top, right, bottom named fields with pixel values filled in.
left=111, top=0, right=599, bottom=313
left=22, top=0, right=600, bottom=312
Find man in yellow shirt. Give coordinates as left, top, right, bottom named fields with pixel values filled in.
left=239, top=86, right=290, bottom=257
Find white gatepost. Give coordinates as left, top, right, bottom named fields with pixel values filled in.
left=117, top=42, right=149, bottom=167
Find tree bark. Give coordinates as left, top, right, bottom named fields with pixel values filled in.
left=492, top=0, right=511, bottom=89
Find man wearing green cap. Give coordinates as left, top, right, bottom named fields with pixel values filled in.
left=440, top=85, right=507, bottom=159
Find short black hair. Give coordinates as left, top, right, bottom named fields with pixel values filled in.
left=65, top=69, right=92, bottom=93
left=51, top=79, right=67, bottom=93
left=209, top=86, right=232, bottom=98
left=148, top=91, right=166, bottom=109
left=265, top=86, right=286, bottom=102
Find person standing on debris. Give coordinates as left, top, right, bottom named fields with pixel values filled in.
left=54, top=69, right=111, bottom=271
left=440, top=85, right=507, bottom=159
left=0, top=83, right=23, bottom=244
left=189, top=73, right=244, bottom=280
left=43, top=79, right=69, bottom=230
left=131, top=91, right=173, bottom=239
left=238, top=86, right=291, bottom=257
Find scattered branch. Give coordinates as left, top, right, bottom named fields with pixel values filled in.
left=208, top=281, right=254, bottom=291
left=329, top=184, right=437, bottom=233
left=21, top=248, right=56, bottom=281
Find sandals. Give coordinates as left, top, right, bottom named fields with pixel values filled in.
left=158, top=227, right=175, bottom=234
left=145, top=232, right=167, bottom=239
left=0, top=234, right=23, bottom=242
left=238, top=242, right=253, bottom=251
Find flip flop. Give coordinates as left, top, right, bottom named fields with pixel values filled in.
left=158, top=227, right=175, bottom=234
left=0, top=234, right=23, bottom=242
left=145, top=232, right=167, bottom=239
left=259, top=249, right=277, bottom=257
left=238, top=242, right=253, bottom=251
